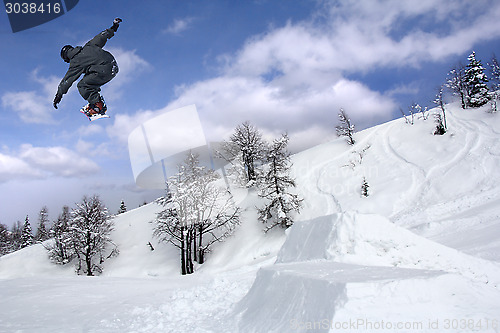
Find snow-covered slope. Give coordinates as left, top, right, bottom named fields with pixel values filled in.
left=1, top=103, right=500, bottom=332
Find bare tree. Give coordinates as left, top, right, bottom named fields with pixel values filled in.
left=47, top=206, right=73, bottom=265
left=219, top=121, right=267, bottom=185
left=433, top=87, right=447, bottom=135
left=336, top=108, right=356, bottom=145
left=445, top=63, right=468, bottom=109
left=69, top=195, right=118, bottom=276
left=154, top=152, right=240, bottom=275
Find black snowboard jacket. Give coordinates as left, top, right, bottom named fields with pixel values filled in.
left=57, top=28, right=117, bottom=96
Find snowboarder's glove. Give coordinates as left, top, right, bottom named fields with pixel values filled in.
left=53, top=93, right=62, bottom=109
left=111, top=18, right=122, bottom=32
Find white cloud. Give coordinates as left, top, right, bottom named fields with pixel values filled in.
left=163, top=17, right=194, bottom=35
left=227, top=1, right=500, bottom=77
left=105, top=48, right=151, bottom=101
left=2, top=91, right=52, bottom=124
left=106, top=108, right=157, bottom=144
left=0, top=153, right=42, bottom=182
left=1, top=69, right=61, bottom=124
left=19, top=144, right=100, bottom=178
left=164, top=76, right=395, bottom=147
left=0, top=144, right=100, bottom=183
left=31, top=69, right=60, bottom=98
left=77, top=123, right=105, bottom=137
left=321, top=0, right=500, bottom=69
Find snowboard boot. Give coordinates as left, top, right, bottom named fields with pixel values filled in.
left=83, top=98, right=107, bottom=116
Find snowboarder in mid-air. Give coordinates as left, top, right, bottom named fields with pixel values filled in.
left=53, top=18, right=122, bottom=120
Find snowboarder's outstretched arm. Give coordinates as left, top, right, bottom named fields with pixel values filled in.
left=85, top=18, right=122, bottom=49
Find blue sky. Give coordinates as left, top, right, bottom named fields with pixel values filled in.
left=1, top=0, right=500, bottom=226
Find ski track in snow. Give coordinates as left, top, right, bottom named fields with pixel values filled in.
left=385, top=109, right=500, bottom=261
left=382, top=122, right=428, bottom=218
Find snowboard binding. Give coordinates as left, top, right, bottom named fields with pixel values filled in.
left=80, top=98, right=110, bottom=121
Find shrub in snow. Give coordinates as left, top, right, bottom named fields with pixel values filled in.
left=258, top=134, right=303, bottom=232
left=400, top=107, right=412, bottom=124
left=342, top=144, right=371, bottom=170
left=336, top=108, right=356, bottom=145
left=433, top=88, right=447, bottom=135
left=361, top=177, right=369, bottom=197
left=400, top=103, right=428, bottom=124
left=434, top=114, right=447, bottom=136
left=154, top=152, right=240, bottom=275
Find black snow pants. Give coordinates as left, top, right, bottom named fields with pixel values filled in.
left=77, top=60, right=119, bottom=105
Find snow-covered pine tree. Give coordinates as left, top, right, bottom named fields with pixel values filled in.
left=258, top=134, right=303, bottom=232
left=118, top=200, right=127, bottom=214
left=465, top=51, right=490, bottom=108
left=489, top=55, right=500, bottom=112
left=336, top=108, right=356, bottom=145
left=361, top=177, right=369, bottom=197
left=10, top=221, right=22, bottom=251
left=47, top=205, right=73, bottom=265
left=69, top=195, right=118, bottom=276
left=20, top=216, right=34, bottom=248
left=445, top=63, right=468, bottom=109
left=0, top=223, right=12, bottom=256
left=154, top=152, right=240, bottom=275
left=35, top=206, right=49, bottom=242
left=489, top=55, right=500, bottom=91
left=219, top=121, right=267, bottom=185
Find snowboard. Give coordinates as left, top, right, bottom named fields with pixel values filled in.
left=80, top=105, right=110, bottom=122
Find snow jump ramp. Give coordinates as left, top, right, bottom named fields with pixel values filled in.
left=232, top=212, right=500, bottom=333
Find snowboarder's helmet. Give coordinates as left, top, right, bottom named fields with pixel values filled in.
left=60, top=45, right=73, bottom=63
